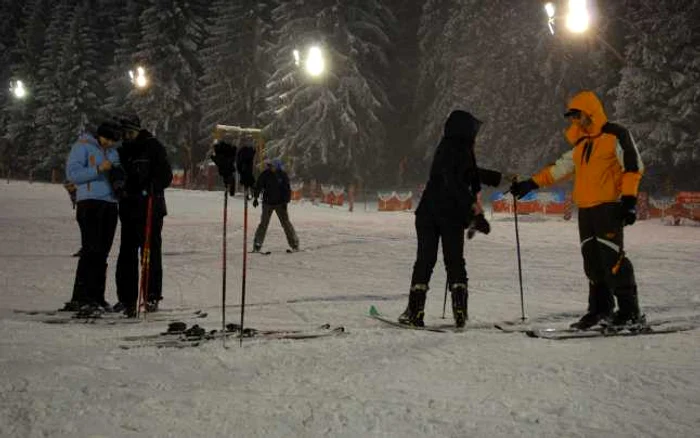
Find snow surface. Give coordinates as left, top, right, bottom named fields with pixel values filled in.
left=1, top=181, right=700, bottom=438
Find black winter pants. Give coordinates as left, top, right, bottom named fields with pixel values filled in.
left=578, top=203, right=636, bottom=312
left=410, top=214, right=467, bottom=288
left=70, top=200, right=118, bottom=305
left=116, top=201, right=164, bottom=308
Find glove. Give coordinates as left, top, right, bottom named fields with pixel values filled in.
left=236, top=146, right=256, bottom=189
left=212, top=141, right=237, bottom=185
left=620, top=195, right=637, bottom=226
left=252, top=198, right=259, bottom=208
left=509, top=178, right=539, bottom=199
left=467, top=213, right=491, bottom=240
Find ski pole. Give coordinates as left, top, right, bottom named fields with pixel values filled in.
left=441, top=280, right=448, bottom=319
left=222, top=184, right=229, bottom=348
left=137, top=190, right=154, bottom=318
left=512, top=188, right=526, bottom=321
left=240, top=187, right=249, bottom=347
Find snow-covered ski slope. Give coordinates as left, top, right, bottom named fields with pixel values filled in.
left=1, top=181, right=699, bottom=438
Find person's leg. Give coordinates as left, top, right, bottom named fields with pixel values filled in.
left=594, top=203, right=641, bottom=326
left=441, top=222, right=468, bottom=327
left=275, top=204, right=299, bottom=250
left=399, top=215, right=440, bottom=326
left=569, top=206, right=616, bottom=329
left=146, top=214, right=165, bottom=308
left=116, top=204, right=143, bottom=313
left=67, top=201, right=96, bottom=308
left=253, top=204, right=274, bottom=251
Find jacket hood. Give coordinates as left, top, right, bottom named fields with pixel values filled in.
left=565, top=91, right=608, bottom=145
left=443, top=110, right=481, bottom=141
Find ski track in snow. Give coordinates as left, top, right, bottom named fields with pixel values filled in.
left=1, top=181, right=700, bottom=437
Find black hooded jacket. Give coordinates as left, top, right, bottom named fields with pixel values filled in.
left=415, top=110, right=487, bottom=226
left=118, top=129, right=173, bottom=216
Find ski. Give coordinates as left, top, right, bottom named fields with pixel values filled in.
left=121, top=322, right=332, bottom=341
left=249, top=250, right=272, bottom=255
left=40, top=309, right=208, bottom=325
left=120, top=324, right=345, bottom=349
left=525, top=323, right=699, bottom=340
left=367, top=305, right=495, bottom=332
left=495, top=314, right=700, bottom=334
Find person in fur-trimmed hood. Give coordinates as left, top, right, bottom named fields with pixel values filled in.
left=510, top=90, right=645, bottom=330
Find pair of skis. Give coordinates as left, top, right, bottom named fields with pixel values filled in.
left=119, top=322, right=346, bottom=349
left=13, top=308, right=207, bottom=325
left=368, top=306, right=700, bottom=339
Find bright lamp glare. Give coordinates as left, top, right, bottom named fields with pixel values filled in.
left=129, top=66, right=149, bottom=89
left=305, top=46, right=325, bottom=77
left=566, top=0, right=590, bottom=33
left=10, top=80, right=27, bottom=99
left=544, top=2, right=555, bottom=18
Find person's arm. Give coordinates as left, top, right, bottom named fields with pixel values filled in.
left=281, top=171, right=292, bottom=203
left=150, top=137, right=173, bottom=191
left=531, top=149, right=575, bottom=188
left=477, top=168, right=502, bottom=187
left=604, top=122, right=644, bottom=197
left=66, top=143, right=99, bottom=184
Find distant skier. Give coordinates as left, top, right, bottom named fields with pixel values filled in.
left=63, top=121, right=123, bottom=312
left=400, top=110, right=501, bottom=328
left=252, top=158, right=299, bottom=253
left=114, top=115, right=173, bottom=316
left=510, top=90, right=645, bottom=330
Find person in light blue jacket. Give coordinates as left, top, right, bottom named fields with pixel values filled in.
left=62, top=121, right=124, bottom=312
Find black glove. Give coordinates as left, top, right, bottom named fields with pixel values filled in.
left=211, top=141, right=237, bottom=189
left=252, top=198, right=259, bottom=208
left=108, top=165, right=127, bottom=200
left=467, top=213, right=491, bottom=240
left=620, top=195, right=637, bottom=226
left=236, top=146, right=256, bottom=189
left=509, top=178, right=539, bottom=199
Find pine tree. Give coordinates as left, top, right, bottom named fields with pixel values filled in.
left=104, top=0, right=147, bottom=116
left=4, top=0, right=54, bottom=176
left=615, top=0, right=700, bottom=191
left=264, top=0, right=396, bottom=184
left=130, top=0, right=211, bottom=167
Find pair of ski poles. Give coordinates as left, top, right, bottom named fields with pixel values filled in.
left=441, top=185, right=527, bottom=322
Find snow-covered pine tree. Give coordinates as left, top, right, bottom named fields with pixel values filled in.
left=103, top=0, right=146, bottom=117
left=3, top=0, right=53, bottom=175
left=264, top=0, right=395, bottom=184
left=130, top=0, right=211, bottom=166
left=0, top=0, right=26, bottom=134
left=42, top=0, right=110, bottom=171
left=615, top=0, right=700, bottom=191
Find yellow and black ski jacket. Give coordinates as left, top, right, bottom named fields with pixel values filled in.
left=532, top=91, right=644, bottom=209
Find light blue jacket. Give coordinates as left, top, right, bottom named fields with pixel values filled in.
left=65, top=132, right=121, bottom=203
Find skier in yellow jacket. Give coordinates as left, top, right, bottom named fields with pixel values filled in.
left=510, top=90, right=645, bottom=330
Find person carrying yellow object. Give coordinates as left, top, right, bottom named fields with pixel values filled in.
left=510, top=90, right=645, bottom=330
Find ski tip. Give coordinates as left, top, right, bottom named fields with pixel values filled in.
left=368, top=305, right=380, bottom=316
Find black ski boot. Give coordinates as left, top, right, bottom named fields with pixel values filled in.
left=605, top=287, right=645, bottom=330
left=451, top=283, right=468, bottom=328
left=569, top=282, right=614, bottom=330
left=398, top=284, right=427, bottom=327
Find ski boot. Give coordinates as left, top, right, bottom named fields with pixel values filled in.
left=451, top=283, right=468, bottom=328
left=569, top=282, right=614, bottom=330
left=601, top=287, right=647, bottom=332
left=145, top=298, right=160, bottom=313
left=398, top=284, right=427, bottom=327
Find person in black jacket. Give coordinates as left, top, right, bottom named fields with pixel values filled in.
left=114, top=115, right=173, bottom=315
left=399, top=110, right=502, bottom=328
left=252, top=158, right=299, bottom=252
